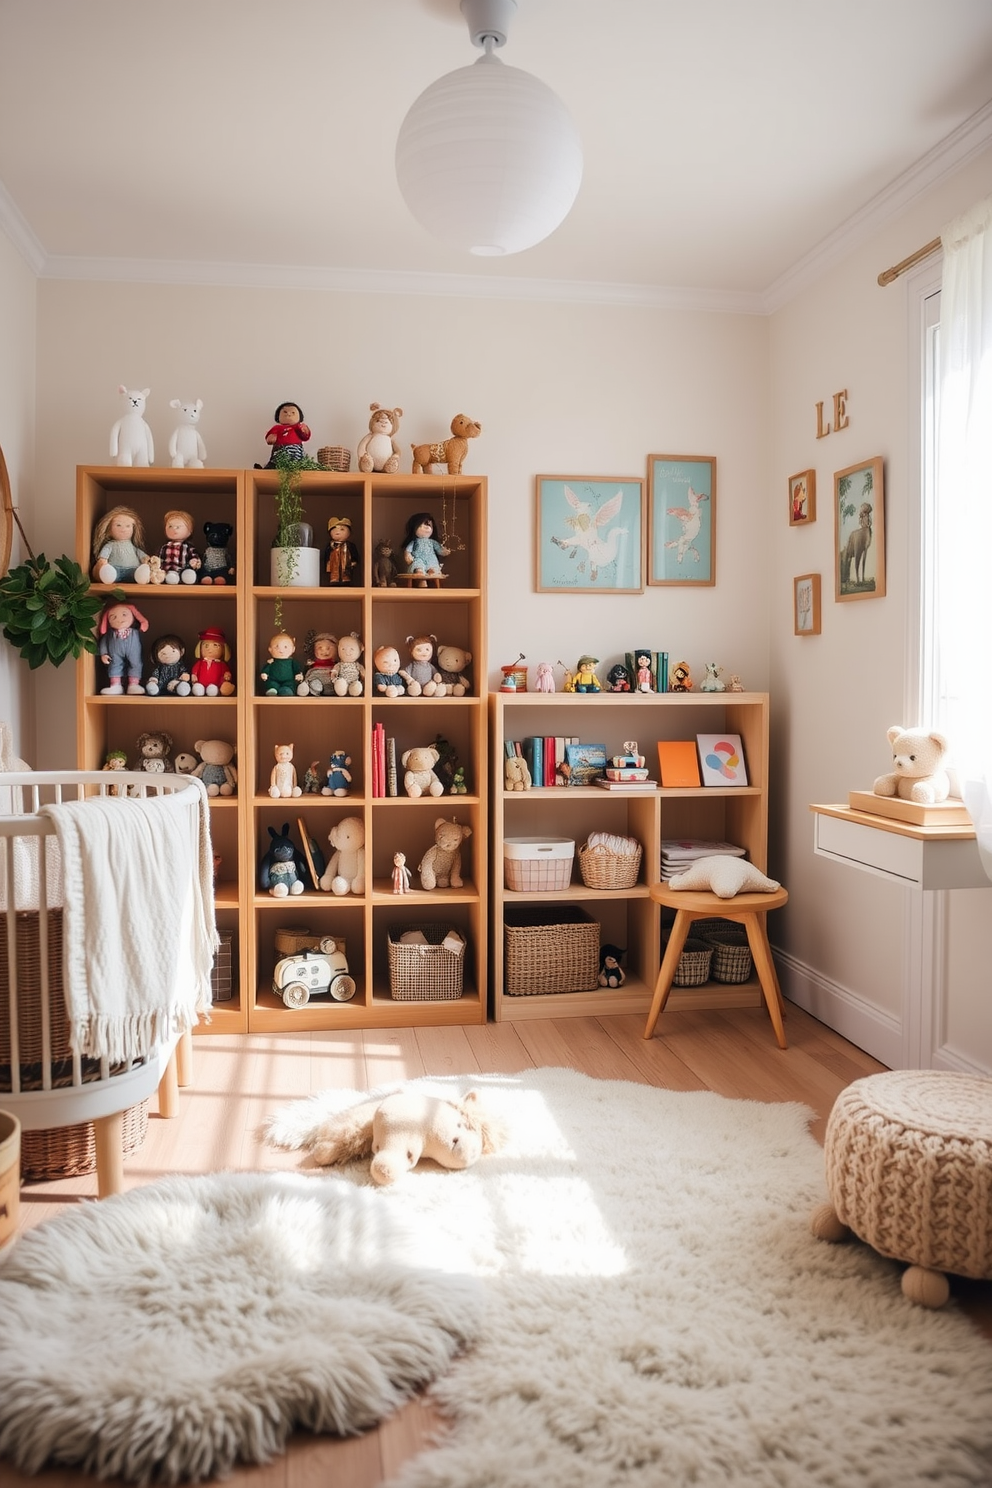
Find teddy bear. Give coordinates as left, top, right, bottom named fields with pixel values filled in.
left=872, top=725, right=951, bottom=804
left=307, top=1087, right=504, bottom=1186
left=418, top=817, right=472, bottom=890
left=191, top=738, right=237, bottom=796
left=357, top=403, right=403, bottom=474
left=372, top=538, right=398, bottom=587
left=199, top=521, right=235, bottom=585
left=504, top=756, right=532, bottom=791
left=372, top=644, right=406, bottom=698
left=173, top=751, right=198, bottom=776
left=400, top=634, right=445, bottom=697
left=435, top=643, right=472, bottom=696
left=319, top=815, right=366, bottom=895
left=168, top=398, right=206, bottom=468
left=134, top=729, right=174, bottom=775
left=402, top=745, right=445, bottom=799
left=109, top=385, right=154, bottom=467
left=410, top=414, right=482, bottom=476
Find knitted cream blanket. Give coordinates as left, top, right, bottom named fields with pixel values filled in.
left=39, top=788, right=217, bottom=1062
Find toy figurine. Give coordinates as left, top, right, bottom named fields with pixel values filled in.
left=392, top=851, right=411, bottom=894
left=435, top=644, right=471, bottom=696
left=168, top=398, right=206, bottom=469
left=534, top=661, right=556, bottom=693
left=97, top=600, right=149, bottom=695
left=402, top=512, right=449, bottom=582
left=330, top=632, right=365, bottom=697
left=199, top=521, right=235, bottom=585
left=322, top=750, right=353, bottom=797
left=192, top=739, right=237, bottom=796
left=701, top=662, right=726, bottom=692
left=102, top=748, right=131, bottom=795
left=303, top=761, right=323, bottom=795
left=301, top=631, right=338, bottom=696
left=372, top=644, right=405, bottom=698
left=269, top=742, right=303, bottom=798
left=358, top=403, right=403, bottom=474
left=135, top=730, right=175, bottom=775
left=109, top=386, right=154, bottom=468
left=324, top=516, right=360, bottom=586
left=669, top=660, right=693, bottom=692
left=144, top=634, right=191, bottom=696
left=571, top=655, right=602, bottom=693
left=400, top=634, right=445, bottom=697
left=372, top=537, right=398, bottom=587
left=190, top=626, right=235, bottom=696
left=727, top=674, right=744, bottom=692
left=92, top=506, right=152, bottom=584
left=598, top=944, right=626, bottom=988
left=259, top=823, right=308, bottom=897
left=158, top=509, right=201, bottom=584
left=634, top=650, right=654, bottom=693
left=607, top=662, right=631, bottom=693
left=256, top=401, right=311, bottom=468
left=259, top=632, right=305, bottom=696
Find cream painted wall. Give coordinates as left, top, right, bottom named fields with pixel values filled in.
left=0, top=230, right=37, bottom=756
left=31, top=280, right=770, bottom=765
left=768, top=146, right=992, bottom=1074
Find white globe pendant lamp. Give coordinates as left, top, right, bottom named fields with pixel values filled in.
left=395, top=0, right=583, bottom=257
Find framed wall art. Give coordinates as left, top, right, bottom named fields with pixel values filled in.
left=793, top=573, right=821, bottom=635
left=647, top=454, right=716, bottom=586
left=834, top=456, right=885, bottom=601
left=535, top=476, right=644, bottom=593
left=788, top=469, right=816, bottom=525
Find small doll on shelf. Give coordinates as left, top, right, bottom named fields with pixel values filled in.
left=571, top=655, right=602, bottom=693
left=598, top=944, right=626, bottom=989
left=144, top=634, right=191, bottom=696
left=400, top=634, right=445, bottom=697
left=324, top=516, right=360, bottom=586
left=669, top=660, right=693, bottom=692
left=97, top=600, right=149, bottom=695
left=322, top=750, right=353, bottom=797
left=372, top=644, right=405, bottom=698
left=392, top=851, right=411, bottom=894
left=190, top=626, right=235, bottom=696
left=301, top=631, right=338, bottom=696
left=102, top=748, right=131, bottom=795
left=269, top=743, right=303, bottom=798
left=158, top=509, right=202, bottom=584
left=634, top=650, right=654, bottom=693
left=402, top=512, right=449, bottom=583
left=259, top=632, right=305, bottom=696
left=534, top=661, right=556, bottom=693
left=607, top=662, right=632, bottom=693
left=256, top=401, right=311, bottom=468
left=330, top=632, right=365, bottom=697
left=199, top=522, right=235, bottom=585
left=92, top=506, right=152, bottom=585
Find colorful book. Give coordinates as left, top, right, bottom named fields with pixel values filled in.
left=564, top=742, right=607, bottom=786
left=697, top=733, right=748, bottom=786
left=522, top=736, right=543, bottom=787
left=544, top=736, right=555, bottom=787
left=594, top=777, right=658, bottom=791
left=386, top=736, right=397, bottom=797
left=657, top=740, right=702, bottom=788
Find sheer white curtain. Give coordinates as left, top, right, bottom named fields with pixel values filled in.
left=936, top=194, right=992, bottom=879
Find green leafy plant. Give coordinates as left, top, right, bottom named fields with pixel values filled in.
left=0, top=551, right=107, bottom=668
left=272, top=450, right=321, bottom=547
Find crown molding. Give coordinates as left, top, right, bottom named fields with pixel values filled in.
left=0, top=180, right=46, bottom=276
left=761, top=98, right=992, bottom=313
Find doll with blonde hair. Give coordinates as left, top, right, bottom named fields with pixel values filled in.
left=92, top=505, right=151, bottom=584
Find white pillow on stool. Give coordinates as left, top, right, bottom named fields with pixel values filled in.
left=667, top=854, right=780, bottom=899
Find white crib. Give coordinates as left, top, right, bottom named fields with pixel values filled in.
left=0, top=770, right=205, bottom=1197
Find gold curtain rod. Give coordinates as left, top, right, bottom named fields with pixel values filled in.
left=877, top=236, right=942, bottom=287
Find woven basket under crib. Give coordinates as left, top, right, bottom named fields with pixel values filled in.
left=578, top=839, right=642, bottom=891
left=692, top=918, right=754, bottom=984
left=0, top=908, right=149, bottom=1180
left=317, top=445, right=351, bottom=472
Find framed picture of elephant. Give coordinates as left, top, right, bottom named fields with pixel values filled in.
left=647, top=455, right=716, bottom=586
left=834, top=456, right=885, bottom=601
left=534, top=475, right=644, bottom=593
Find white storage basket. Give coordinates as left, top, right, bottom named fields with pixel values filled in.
left=503, top=837, right=574, bottom=892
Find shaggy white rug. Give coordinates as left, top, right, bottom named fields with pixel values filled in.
left=0, top=1170, right=483, bottom=1485
left=269, top=1067, right=992, bottom=1488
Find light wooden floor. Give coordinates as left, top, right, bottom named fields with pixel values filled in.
left=9, top=1003, right=992, bottom=1487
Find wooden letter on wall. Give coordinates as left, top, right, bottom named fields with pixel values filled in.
left=815, top=390, right=849, bottom=439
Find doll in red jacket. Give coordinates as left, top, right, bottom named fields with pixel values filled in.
left=190, top=626, right=235, bottom=696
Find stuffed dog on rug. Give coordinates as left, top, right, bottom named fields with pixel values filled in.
left=308, top=1088, right=504, bottom=1185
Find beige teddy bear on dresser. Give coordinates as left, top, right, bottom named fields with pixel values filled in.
left=418, top=817, right=471, bottom=890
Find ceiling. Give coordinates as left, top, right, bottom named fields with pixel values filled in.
left=2, top=0, right=991, bottom=311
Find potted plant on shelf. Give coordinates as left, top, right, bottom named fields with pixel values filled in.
left=271, top=451, right=322, bottom=589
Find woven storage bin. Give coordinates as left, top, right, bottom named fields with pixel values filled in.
left=317, top=445, right=351, bottom=471
left=504, top=906, right=600, bottom=996
left=693, top=918, right=754, bottom=984
left=388, top=924, right=465, bottom=1001
left=1, top=909, right=149, bottom=1180
left=578, top=839, right=642, bottom=891
left=669, top=937, right=714, bottom=987
left=504, top=838, right=574, bottom=892
left=210, top=933, right=234, bottom=1002
left=274, top=926, right=323, bottom=957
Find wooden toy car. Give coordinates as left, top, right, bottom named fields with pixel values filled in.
left=272, top=938, right=356, bottom=1007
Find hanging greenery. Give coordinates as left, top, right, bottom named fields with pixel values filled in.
left=0, top=550, right=106, bottom=669
left=272, top=450, right=321, bottom=546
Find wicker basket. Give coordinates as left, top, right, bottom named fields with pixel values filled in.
left=274, top=926, right=323, bottom=957
left=317, top=445, right=351, bottom=472
left=578, top=839, right=642, bottom=891
left=669, top=937, right=714, bottom=987
left=693, top=918, right=754, bottom=984
left=1, top=909, right=150, bottom=1180
left=388, top=925, right=465, bottom=1001
left=504, top=906, right=600, bottom=996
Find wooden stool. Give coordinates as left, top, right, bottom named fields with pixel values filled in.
left=643, top=885, right=789, bottom=1047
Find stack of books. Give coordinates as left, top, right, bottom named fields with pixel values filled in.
left=660, top=838, right=746, bottom=879
left=595, top=749, right=658, bottom=791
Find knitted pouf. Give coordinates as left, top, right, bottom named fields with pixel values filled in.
left=814, top=1070, right=992, bottom=1307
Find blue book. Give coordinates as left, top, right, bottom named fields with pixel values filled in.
left=522, top=736, right=544, bottom=786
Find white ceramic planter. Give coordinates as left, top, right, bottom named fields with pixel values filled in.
left=270, top=547, right=321, bottom=587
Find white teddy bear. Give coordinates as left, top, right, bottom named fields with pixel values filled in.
left=319, top=815, right=366, bottom=896
left=168, top=398, right=207, bottom=468
left=110, top=385, right=154, bottom=467
left=872, top=725, right=951, bottom=805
